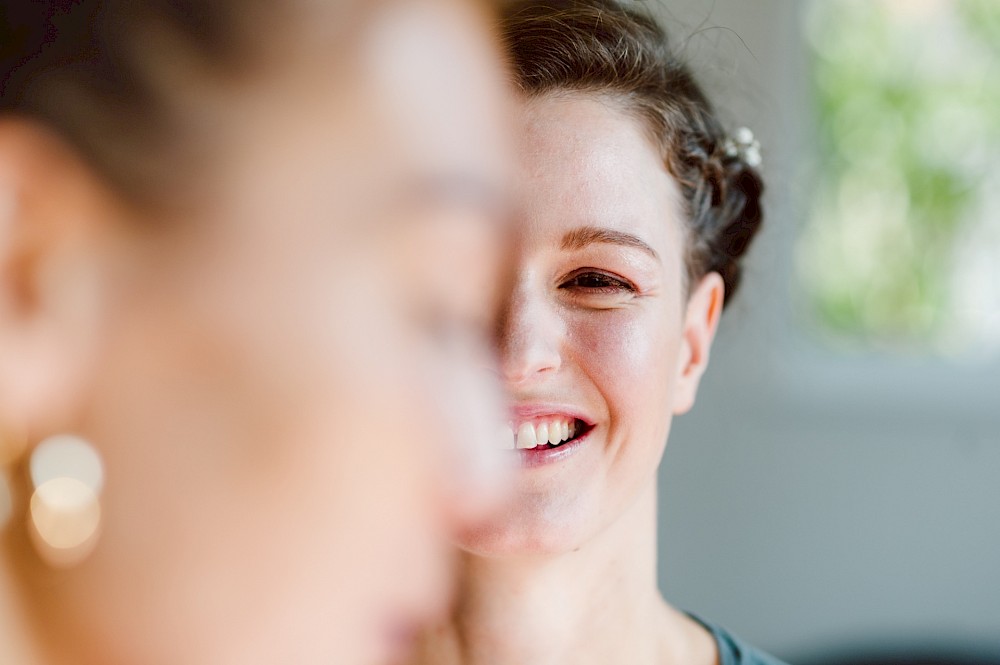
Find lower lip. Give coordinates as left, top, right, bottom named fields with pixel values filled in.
left=515, top=427, right=591, bottom=468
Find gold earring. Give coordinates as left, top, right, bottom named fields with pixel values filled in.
left=27, top=434, right=105, bottom=568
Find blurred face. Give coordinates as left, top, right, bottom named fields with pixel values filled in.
left=454, top=93, right=717, bottom=556
left=0, top=1, right=510, bottom=664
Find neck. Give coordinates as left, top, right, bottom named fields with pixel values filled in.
left=416, top=483, right=702, bottom=665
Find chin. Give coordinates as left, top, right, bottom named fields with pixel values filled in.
left=452, top=494, right=599, bottom=558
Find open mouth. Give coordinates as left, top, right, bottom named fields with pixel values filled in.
left=506, top=417, right=594, bottom=451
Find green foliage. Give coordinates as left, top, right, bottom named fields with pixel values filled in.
left=800, top=0, right=1000, bottom=351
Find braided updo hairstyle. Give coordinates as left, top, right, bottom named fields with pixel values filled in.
left=500, top=0, right=763, bottom=307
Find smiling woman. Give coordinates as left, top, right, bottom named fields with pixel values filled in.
left=412, top=2, right=776, bottom=665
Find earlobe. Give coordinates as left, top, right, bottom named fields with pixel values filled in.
left=0, top=120, right=111, bottom=435
left=672, top=272, right=725, bottom=416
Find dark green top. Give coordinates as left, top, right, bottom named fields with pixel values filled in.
left=689, top=614, right=790, bottom=665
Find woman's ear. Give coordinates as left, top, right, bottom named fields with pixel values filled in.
left=671, top=271, right=724, bottom=416
left=0, top=119, right=113, bottom=435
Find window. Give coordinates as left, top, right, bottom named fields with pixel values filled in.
left=798, top=0, right=1000, bottom=356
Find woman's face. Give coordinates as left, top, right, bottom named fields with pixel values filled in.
left=454, top=93, right=721, bottom=556
left=1, top=1, right=509, bottom=663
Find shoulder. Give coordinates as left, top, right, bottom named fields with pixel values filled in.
left=687, top=614, right=791, bottom=665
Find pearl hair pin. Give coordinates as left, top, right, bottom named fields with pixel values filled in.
left=723, top=126, right=762, bottom=168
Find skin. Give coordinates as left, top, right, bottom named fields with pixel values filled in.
left=0, top=1, right=510, bottom=664
left=416, top=93, right=725, bottom=665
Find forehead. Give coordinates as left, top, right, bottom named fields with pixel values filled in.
left=515, top=93, right=685, bottom=256
left=359, top=0, right=511, bottom=183
left=202, top=0, right=509, bottom=230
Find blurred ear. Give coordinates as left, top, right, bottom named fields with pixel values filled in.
left=0, top=119, right=112, bottom=435
left=671, top=271, right=724, bottom=416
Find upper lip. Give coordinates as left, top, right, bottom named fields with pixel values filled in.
left=508, top=402, right=595, bottom=428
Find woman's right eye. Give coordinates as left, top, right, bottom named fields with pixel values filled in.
left=559, top=270, right=636, bottom=295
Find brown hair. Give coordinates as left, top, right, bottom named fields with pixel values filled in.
left=0, top=0, right=361, bottom=206
left=500, top=0, right=763, bottom=306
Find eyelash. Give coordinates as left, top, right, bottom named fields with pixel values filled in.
left=559, top=270, right=636, bottom=295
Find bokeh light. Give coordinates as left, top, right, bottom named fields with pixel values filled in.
left=27, top=435, right=105, bottom=567
left=29, top=477, right=102, bottom=567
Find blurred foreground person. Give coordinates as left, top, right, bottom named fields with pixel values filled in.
left=0, top=1, right=510, bottom=663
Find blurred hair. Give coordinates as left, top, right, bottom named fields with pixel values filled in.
left=0, top=0, right=349, bottom=205
left=500, top=0, right=763, bottom=306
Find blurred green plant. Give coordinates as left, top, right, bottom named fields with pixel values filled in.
left=800, top=0, right=1000, bottom=352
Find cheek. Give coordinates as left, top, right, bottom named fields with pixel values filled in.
left=58, top=234, right=446, bottom=661
left=566, top=305, right=682, bottom=435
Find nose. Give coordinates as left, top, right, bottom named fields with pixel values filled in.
left=497, top=276, right=562, bottom=385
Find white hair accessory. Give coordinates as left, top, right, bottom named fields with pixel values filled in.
left=723, top=126, right=762, bottom=168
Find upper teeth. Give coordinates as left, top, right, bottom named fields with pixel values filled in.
left=509, top=418, right=578, bottom=450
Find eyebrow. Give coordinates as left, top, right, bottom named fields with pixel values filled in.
left=560, top=225, right=660, bottom=261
